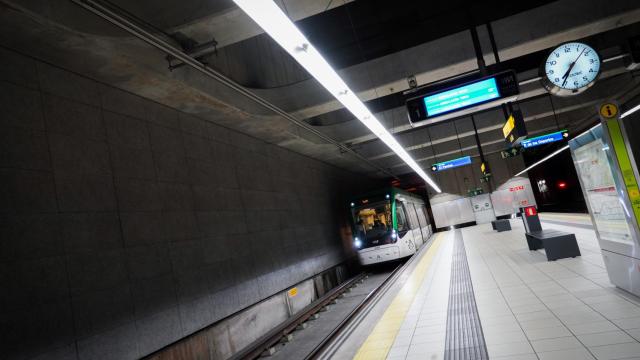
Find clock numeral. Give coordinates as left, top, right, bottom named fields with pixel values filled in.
left=574, top=81, right=579, bottom=86
left=590, top=59, right=596, bottom=64
left=564, top=47, right=571, bottom=53
left=548, top=60, right=557, bottom=65
left=554, top=78, right=560, bottom=83
left=589, top=68, right=595, bottom=72
left=583, top=76, right=588, bottom=82
left=555, top=53, right=560, bottom=58
left=548, top=70, right=554, bottom=74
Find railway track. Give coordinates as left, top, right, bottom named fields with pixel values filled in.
left=231, top=256, right=415, bottom=360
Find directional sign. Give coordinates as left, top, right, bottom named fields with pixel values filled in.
left=502, top=110, right=527, bottom=145
left=521, top=130, right=569, bottom=149
left=431, top=156, right=471, bottom=172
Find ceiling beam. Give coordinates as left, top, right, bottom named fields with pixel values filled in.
left=256, top=0, right=640, bottom=120
left=171, top=0, right=353, bottom=47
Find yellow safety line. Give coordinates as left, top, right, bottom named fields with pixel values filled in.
left=353, top=233, right=446, bottom=360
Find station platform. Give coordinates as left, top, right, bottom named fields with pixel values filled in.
left=330, top=213, right=640, bottom=360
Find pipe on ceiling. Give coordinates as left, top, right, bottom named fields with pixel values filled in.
left=70, top=0, right=399, bottom=179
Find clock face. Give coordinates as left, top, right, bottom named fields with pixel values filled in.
left=543, top=42, right=600, bottom=95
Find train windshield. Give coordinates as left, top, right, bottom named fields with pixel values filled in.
left=352, top=201, right=394, bottom=249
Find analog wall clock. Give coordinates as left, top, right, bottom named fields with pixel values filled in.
left=540, top=42, right=601, bottom=96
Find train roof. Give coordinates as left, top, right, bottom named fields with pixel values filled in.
left=349, top=187, right=424, bottom=203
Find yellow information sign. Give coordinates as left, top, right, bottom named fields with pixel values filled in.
left=287, top=287, right=298, bottom=297
left=599, top=102, right=619, bottom=119
left=502, top=114, right=515, bottom=138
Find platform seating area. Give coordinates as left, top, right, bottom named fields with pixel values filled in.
left=491, top=219, right=511, bottom=232
left=525, top=229, right=581, bottom=261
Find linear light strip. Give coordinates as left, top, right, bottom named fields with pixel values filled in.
left=232, top=0, right=441, bottom=193
left=621, top=103, right=640, bottom=119
left=515, top=145, right=570, bottom=176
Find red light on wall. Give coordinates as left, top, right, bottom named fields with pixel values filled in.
left=525, top=207, right=537, bottom=217
left=558, top=181, right=567, bottom=189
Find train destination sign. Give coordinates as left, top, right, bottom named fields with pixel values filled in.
left=423, top=77, right=499, bottom=117
left=431, top=156, right=472, bottom=172
left=406, top=70, right=520, bottom=126
left=521, top=130, right=569, bottom=149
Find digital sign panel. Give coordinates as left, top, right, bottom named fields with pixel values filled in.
left=406, top=71, right=519, bottom=126
left=423, top=78, right=500, bottom=117
left=521, top=130, right=569, bottom=149
left=431, top=156, right=472, bottom=172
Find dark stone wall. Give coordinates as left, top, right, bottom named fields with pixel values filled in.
left=0, top=47, right=377, bottom=360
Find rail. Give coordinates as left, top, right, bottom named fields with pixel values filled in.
left=231, top=272, right=367, bottom=360
left=305, top=262, right=404, bottom=359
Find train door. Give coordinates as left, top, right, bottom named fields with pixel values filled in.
left=405, top=202, right=423, bottom=248
left=409, top=202, right=427, bottom=246
left=417, top=204, right=431, bottom=240
left=395, top=201, right=416, bottom=255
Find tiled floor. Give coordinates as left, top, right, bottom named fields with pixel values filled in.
left=350, top=213, right=640, bottom=360
left=464, top=214, right=640, bottom=360
left=387, top=232, right=453, bottom=360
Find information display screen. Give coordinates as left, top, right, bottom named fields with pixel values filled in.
left=431, top=156, right=471, bottom=172
left=521, top=130, right=568, bottom=149
left=423, top=78, right=500, bottom=117
left=406, top=70, right=519, bottom=126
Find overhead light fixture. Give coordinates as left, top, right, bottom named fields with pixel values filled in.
left=621, top=103, right=640, bottom=119
left=232, top=0, right=441, bottom=193
left=515, top=145, right=570, bottom=176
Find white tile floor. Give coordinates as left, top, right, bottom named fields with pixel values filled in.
left=386, top=232, right=454, bottom=360
left=354, top=215, right=640, bottom=360
left=463, top=215, right=640, bottom=360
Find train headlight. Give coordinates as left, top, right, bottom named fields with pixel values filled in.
left=391, top=230, right=397, bottom=240
left=354, top=237, right=362, bottom=248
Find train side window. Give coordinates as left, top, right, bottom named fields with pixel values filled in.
left=395, top=201, right=408, bottom=232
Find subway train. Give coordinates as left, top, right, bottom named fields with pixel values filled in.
left=350, top=188, right=432, bottom=265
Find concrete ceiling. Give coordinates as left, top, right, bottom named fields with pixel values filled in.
left=2, top=0, right=640, bottom=182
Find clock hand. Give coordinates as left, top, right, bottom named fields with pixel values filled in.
left=561, top=63, right=574, bottom=87
left=561, top=47, right=587, bottom=87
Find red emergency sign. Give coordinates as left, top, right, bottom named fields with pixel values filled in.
left=525, top=207, right=537, bottom=217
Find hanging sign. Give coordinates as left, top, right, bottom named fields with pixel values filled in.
left=431, top=156, right=472, bottom=172
left=503, top=110, right=527, bottom=145
left=521, top=130, right=569, bottom=149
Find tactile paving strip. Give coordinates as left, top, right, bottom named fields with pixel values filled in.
left=444, top=230, right=489, bottom=360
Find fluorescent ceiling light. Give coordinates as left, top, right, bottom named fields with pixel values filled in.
left=515, top=145, right=570, bottom=176
left=621, top=103, right=640, bottom=119
left=233, top=0, right=441, bottom=193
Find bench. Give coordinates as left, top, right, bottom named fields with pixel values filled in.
left=491, top=219, right=511, bottom=232
left=525, top=230, right=581, bottom=261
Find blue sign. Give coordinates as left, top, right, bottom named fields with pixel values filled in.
left=521, top=130, right=568, bottom=149
left=431, top=156, right=472, bottom=172
left=423, top=77, right=500, bottom=117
